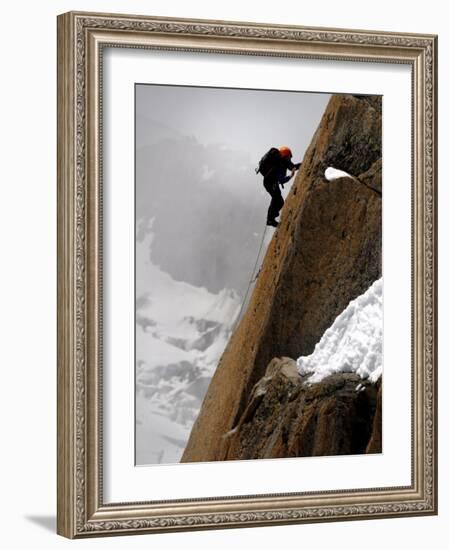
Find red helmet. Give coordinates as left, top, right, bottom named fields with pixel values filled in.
left=278, top=146, right=292, bottom=159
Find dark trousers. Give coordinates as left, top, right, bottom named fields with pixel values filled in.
left=263, top=177, right=284, bottom=222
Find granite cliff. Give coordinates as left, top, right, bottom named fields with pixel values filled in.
left=181, top=94, right=382, bottom=463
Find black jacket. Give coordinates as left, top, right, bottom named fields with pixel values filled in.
left=268, top=157, right=301, bottom=185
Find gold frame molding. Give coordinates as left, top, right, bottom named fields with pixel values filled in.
left=57, top=11, right=438, bottom=539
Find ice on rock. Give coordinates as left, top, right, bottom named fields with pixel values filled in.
left=297, top=278, right=383, bottom=385
left=324, top=166, right=354, bottom=181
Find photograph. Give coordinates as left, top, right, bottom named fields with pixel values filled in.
left=134, top=85, right=382, bottom=466
left=56, top=10, right=437, bottom=537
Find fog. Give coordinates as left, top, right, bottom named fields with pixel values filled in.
left=136, top=84, right=330, bottom=295
left=136, top=84, right=330, bottom=165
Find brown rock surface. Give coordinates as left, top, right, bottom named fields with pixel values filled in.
left=182, top=94, right=382, bottom=463
left=359, top=158, right=382, bottom=195
left=366, top=381, right=382, bottom=453
left=222, top=358, right=381, bottom=460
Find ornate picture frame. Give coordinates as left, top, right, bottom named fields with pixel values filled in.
left=57, top=11, right=437, bottom=538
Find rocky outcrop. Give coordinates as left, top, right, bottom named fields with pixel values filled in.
left=182, top=94, right=382, bottom=463
left=222, top=358, right=381, bottom=460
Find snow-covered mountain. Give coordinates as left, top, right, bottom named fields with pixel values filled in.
left=136, top=228, right=241, bottom=465
left=297, top=278, right=383, bottom=384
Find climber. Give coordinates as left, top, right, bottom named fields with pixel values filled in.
left=256, top=146, right=301, bottom=227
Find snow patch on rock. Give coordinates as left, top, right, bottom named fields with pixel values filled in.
left=297, top=278, right=383, bottom=384
left=325, top=166, right=354, bottom=181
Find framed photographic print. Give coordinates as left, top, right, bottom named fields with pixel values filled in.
left=57, top=11, right=438, bottom=538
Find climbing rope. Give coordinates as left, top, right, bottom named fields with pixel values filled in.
left=232, top=224, right=270, bottom=331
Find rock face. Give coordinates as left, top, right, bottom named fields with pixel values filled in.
left=181, top=94, right=382, bottom=463
left=222, top=358, right=381, bottom=460
left=366, top=383, right=382, bottom=454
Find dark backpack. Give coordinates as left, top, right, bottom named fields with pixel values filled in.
left=256, top=147, right=281, bottom=176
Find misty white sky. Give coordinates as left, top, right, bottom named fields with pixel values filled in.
left=136, top=84, right=330, bottom=164
left=135, top=84, right=331, bottom=295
